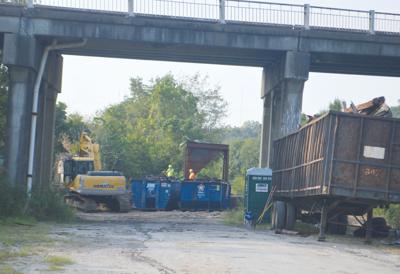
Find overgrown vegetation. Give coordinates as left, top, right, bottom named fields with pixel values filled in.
left=375, top=206, right=400, bottom=234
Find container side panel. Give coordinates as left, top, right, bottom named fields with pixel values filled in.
left=332, top=162, right=356, bottom=187
left=393, top=122, right=400, bottom=166
left=361, top=119, right=392, bottom=164
left=392, top=168, right=400, bottom=191
left=334, top=116, right=361, bottom=161
left=358, top=165, right=386, bottom=188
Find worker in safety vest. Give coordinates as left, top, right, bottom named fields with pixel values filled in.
left=165, top=164, right=175, bottom=177
left=189, top=169, right=197, bottom=180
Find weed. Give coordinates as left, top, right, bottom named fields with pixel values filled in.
left=45, top=255, right=74, bottom=266
left=0, top=265, right=22, bottom=274
left=28, top=188, right=74, bottom=222
left=46, top=265, right=64, bottom=271
left=223, top=206, right=244, bottom=226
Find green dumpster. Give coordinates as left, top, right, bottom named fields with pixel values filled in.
left=244, top=168, right=272, bottom=225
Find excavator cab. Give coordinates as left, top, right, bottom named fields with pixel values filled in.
left=63, top=158, right=95, bottom=183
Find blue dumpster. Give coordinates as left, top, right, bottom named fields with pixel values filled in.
left=180, top=180, right=231, bottom=211
left=131, top=178, right=180, bottom=210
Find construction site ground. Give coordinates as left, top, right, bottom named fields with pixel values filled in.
left=2, top=210, right=400, bottom=274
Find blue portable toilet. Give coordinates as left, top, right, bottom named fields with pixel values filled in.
left=180, top=180, right=230, bottom=211
left=131, top=177, right=180, bottom=210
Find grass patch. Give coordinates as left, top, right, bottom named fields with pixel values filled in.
left=46, top=265, right=65, bottom=272
left=0, top=222, right=52, bottom=247
left=0, top=265, right=22, bottom=274
left=293, top=221, right=319, bottom=235
left=0, top=221, right=52, bottom=268
left=223, top=208, right=244, bottom=226
left=45, top=255, right=74, bottom=266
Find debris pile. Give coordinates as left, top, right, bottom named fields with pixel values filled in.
left=345, top=96, right=392, bottom=118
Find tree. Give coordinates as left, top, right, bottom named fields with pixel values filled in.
left=182, top=74, right=228, bottom=133
left=328, top=98, right=343, bottom=111
left=92, top=74, right=227, bottom=178
left=54, top=102, right=68, bottom=154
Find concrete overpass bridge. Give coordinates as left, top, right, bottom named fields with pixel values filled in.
left=1, top=0, right=400, bottom=190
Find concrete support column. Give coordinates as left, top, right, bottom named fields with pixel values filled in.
left=2, top=33, right=42, bottom=187
left=37, top=53, right=63, bottom=191
left=259, top=70, right=272, bottom=168
left=5, top=67, right=36, bottom=186
left=259, top=51, right=310, bottom=168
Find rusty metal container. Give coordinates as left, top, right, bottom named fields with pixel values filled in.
left=273, top=111, right=400, bottom=205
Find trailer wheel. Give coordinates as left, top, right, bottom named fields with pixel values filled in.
left=272, top=201, right=286, bottom=230
left=285, top=202, right=296, bottom=230
left=327, top=214, right=348, bottom=235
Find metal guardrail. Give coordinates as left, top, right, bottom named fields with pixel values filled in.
left=1, top=0, right=399, bottom=34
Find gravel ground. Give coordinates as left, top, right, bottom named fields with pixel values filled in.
left=12, top=211, right=400, bottom=274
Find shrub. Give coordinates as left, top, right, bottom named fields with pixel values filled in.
left=0, top=176, right=74, bottom=222
left=29, top=188, right=74, bottom=222
left=385, top=204, right=400, bottom=229
left=0, top=177, right=26, bottom=217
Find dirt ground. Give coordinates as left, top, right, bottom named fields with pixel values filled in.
left=8, top=211, right=400, bottom=274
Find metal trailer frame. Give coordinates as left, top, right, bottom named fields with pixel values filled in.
left=272, top=111, right=400, bottom=241
left=183, top=140, right=229, bottom=181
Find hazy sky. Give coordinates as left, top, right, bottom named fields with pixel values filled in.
left=58, top=0, right=400, bottom=126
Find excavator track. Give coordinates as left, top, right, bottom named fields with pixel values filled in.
left=115, top=193, right=131, bottom=213
left=65, top=193, right=98, bottom=212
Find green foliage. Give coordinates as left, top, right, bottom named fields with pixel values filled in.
left=223, top=207, right=244, bottom=226
left=0, top=177, right=26, bottom=218
left=0, top=176, right=73, bottom=221
left=300, top=113, right=308, bottom=126
left=384, top=204, right=400, bottom=229
left=92, top=74, right=227, bottom=178
left=229, top=138, right=259, bottom=178
left=29, top=188, right=74, bottom=222
left=328, top=98, right=343, bottom=111
left=222, top=121, right=260, bottom=143
left=231, top=175, right=245, bottom=196
left=198, top=156, right=224, bottom=179
left=54, top=102, right=68, bottom=154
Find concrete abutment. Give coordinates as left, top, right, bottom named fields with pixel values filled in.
left=259, top=51, right=310, bottom=168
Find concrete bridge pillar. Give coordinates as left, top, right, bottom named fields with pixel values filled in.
left=259, top=51, right=310, bottom=168
left=2, top=33, right=62, bottom=190
left=36, top=53, right=63, bottom=191
left=2, top=34, right=42, bottom=187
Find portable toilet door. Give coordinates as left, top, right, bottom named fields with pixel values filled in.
left=244, top=168, right=272, bottom=225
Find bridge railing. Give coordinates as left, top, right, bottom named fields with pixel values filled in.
left=2, top=0, right=399, bottom=34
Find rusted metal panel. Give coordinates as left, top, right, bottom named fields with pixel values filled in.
left=183, top=141, right=229, bottom=181
left=273, top=111, right=400, bottom=204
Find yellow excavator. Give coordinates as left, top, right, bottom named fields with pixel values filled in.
left=63, top=133, right=130, bottom=212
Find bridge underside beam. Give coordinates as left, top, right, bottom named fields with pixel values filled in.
left=1, top=5, right=400, bottom=76
left=260, top=51, right=310, bottom=168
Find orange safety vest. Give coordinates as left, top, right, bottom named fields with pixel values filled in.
left=189, top=172, right=196, bottom=180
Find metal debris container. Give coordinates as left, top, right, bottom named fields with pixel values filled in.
left=272, top=111, right=400, bottom=240
left=180, top=180, right=230, bottom=211
left=131, top=177, right=180, bottom=210
left=244, top=168, right=272, bottom=224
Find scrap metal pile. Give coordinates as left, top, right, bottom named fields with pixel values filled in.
left=305, top=96, right=393, bottom=125
left=344, top=96, right=392, bottom=118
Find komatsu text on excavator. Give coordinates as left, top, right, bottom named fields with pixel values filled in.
left=63, top=133, right=130, bottom=212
